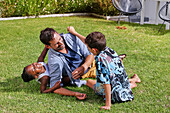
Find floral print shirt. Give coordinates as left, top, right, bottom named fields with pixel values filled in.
left=94, top=46, right=134, bottom=103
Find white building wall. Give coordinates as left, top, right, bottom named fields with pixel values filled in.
left=138, top=0, right=168, bottom=24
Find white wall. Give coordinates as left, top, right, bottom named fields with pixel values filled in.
left=138, top=0, right=167, bottom=24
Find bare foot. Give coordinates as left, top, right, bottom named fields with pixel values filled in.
left=119, top=54, right=126, bottom=60
left=130, top=82, right=137, bottom=89
left=131, top=74, right=141, bottom=83
left=75, top=92, right=87, bottom=100
left=101, top=106, right=111, bottom=110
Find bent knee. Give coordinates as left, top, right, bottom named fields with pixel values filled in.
left=87, top=79, right=96, bottom=89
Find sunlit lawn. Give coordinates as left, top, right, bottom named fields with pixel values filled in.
left=0, top=16, right=169, bottom=112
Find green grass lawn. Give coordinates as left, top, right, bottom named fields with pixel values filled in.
left=0, top=16, right=169, bottom=112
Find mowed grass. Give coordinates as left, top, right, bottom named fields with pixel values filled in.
left=0, top=16, right=169, bottom=113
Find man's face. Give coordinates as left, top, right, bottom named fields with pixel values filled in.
left=26, top=63, right=45, bottom=78
left=49, top=33, right=65, bottom=51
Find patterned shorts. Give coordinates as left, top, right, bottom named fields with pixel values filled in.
left=93, top=83, right=105, bottom=96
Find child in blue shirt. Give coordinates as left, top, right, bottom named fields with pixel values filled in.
left=85, top=32, right=135, bottom=110
left=67, top=26, right=141, bottom=110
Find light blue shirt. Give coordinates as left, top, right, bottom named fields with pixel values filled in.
left=61, top=45, right=84, bottom=72
left=48, top=33, right=91, bottom=88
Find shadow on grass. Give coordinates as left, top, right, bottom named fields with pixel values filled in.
left=62, top=85, right=105, bottom=106
left=0, top=76, right=102, bottom=100
left=0, top=76, right=133, bottom=108
left=0, top=76, right=40, bottom=93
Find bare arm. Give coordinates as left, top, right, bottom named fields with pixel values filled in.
left=39, top=76, right=49, bottom=93
left=42, top=81, right=61, bottom=93
left=42, top=79, right=86, bottom=100
left=101, top=84, right=111, bottom=110
left=53, top=87, right=86, bottom=100
left=67, top=26, right=86, bottom=43
left=72, top=54, right=94, bottom=79
left=82, top=54, right=94, bottom=72
left=37, top=47, right=49, bottom=62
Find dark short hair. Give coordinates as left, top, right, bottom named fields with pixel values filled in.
left=85, top=32, right=106, bottom=51
left=21, top=67, right=35, bottom=82
left=40, top=28, right=57, bottom=45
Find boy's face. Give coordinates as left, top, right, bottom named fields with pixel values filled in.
left=86, top=45, right=98, bottom=55
left=26, top=63, right=46, bottom=78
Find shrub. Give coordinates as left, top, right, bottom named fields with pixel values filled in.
left=92, top=0, right=119, bottom=16
left=0, top=0, right=58, bottom=17
left=0, top=0, right=118, bottom=17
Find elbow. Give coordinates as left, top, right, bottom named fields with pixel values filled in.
left=37, top=57, right=44, bottom=62
left=90, top=54, right=94, bottom=60
left=40, top=90, right=44, bottom=93
left=40, top=88, right=46, bottom=93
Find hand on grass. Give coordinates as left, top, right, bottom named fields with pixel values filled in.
left=75, top=92, right=87, bottom=100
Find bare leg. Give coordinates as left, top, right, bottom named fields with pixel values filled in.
left=53, top=87, right=86, bottom=100
left=87, top=78, right=137, bottom=90
left=87, top=79, right=96, bottom=89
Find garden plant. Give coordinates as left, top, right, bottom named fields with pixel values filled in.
left=0, top=0, right=118, bottom=17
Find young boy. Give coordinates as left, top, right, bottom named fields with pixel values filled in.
left=67, top=26, right=141, bottom=88
left=21, top=61, right=87, bottom=100
left=21, top=62, right=50, bottom=93
left=21, top=47, right=86, bottom=100
left=83, top=32, right=139, bottom=110
left=21, top=47, right=50, bottom=93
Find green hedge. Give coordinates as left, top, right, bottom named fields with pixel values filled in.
left=0, top=0, right=119, bottom=17
left=92, top=0, right=118, bottom=16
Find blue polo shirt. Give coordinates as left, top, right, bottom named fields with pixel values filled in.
left=48, top=33, right=92, bottom=88
left=62, top=44, right=84, bottom=72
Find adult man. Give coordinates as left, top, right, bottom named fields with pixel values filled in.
left=39, top=27, right=94, bottom=91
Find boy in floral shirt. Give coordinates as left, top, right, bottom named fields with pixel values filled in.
left=85, top=32, right=134, bottom=110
